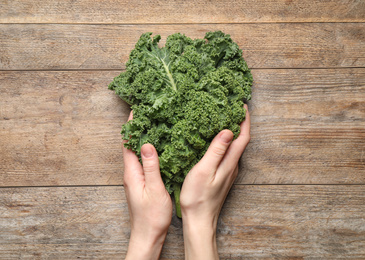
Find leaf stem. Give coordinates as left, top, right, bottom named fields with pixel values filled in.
left=147, top=52, right=177, bottom=92
left=173, top=183, right=182, bottom=218
left=161, top=58, right=177, bottom=92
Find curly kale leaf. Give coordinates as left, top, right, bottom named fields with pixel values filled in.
left=109, top=31, right=253, bottom=217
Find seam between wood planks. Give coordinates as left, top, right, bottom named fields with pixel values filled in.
left=0, top=21, right=364, bottom=25
left=0, top=184, right=364, bottom=189
left=1, top=67, right=365, bottom=72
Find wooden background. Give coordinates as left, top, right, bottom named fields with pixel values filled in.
left=1, top=1, right=364, bottom=259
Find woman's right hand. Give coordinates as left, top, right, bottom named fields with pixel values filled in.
left=180, top=104, right=251, bottom=260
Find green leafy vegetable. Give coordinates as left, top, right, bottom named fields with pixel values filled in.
left=109, top=31, right=252, bottom=217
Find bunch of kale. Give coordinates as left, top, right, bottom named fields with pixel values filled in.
left=109, top=31, right=252, bottom=216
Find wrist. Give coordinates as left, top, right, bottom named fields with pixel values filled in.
left=126, top=231, right=167, bottom=260
left=182, top=217, right=219, bottom=260
left=181, top=208, right=218, bottom=232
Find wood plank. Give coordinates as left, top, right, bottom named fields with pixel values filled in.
left=1, top=69, right=364, bottom=186
left=0, top=71, right=127, bottom=186
left=0, top=185, right=364, bottom=258
left=239, top=68, right=365, bottom=184
left=0, top=0, right=364, bottom=24
left=0, top=23, right=364, bottom=70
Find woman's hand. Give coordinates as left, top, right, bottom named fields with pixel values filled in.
left=180, top=104, right=251, bottom=260
left=123, top=112, right=172, bottom=260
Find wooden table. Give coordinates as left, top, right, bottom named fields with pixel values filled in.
left=1, top=1, right=364, bottom=259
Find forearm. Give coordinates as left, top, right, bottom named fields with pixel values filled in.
left=125, top=232, right=167, bottom=260
left=182, top=218, right=219, bottom=260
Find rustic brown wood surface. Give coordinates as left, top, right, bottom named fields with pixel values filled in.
left=1, top=23, right=364, bottom=70
left=1, top=0, right=365, bottom=259
left=1, top=69, right=364, bottom=186
left=0, top=186, right=364, bottom=259
left=1, top=0, right=364, bottom=24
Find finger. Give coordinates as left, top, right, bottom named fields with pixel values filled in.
left=122, top=110, right=140, bottom=171
left=141, top=143, right=165, bottom=190
left=122, top=145, right=142, bottom=175
left=240, top=104, right=251, bottom=139
left=221, top=104, right=251, bottom=170
left=197, top=129, right=234, bottom=174
left=122, top=110, right=143, bottom=182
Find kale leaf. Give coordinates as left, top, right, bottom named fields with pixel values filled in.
left=109, top=31, right=252, bottom=217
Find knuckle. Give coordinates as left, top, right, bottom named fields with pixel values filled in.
left=195, top=168, right=209, bottom=177
left=143, top=161, right=157, bottom=173
left=212, top=145, right=227, bottom=157
left=192, top=166, right=215, bottom=180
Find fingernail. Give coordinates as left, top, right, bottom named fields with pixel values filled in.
left=220, top=131, right=233, bottom=144
left=141, top=144, right=154, bottom=158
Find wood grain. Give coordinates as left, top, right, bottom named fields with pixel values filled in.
left=1, top=23, right=364, bottom=70
left=240, top=68, right=365, bottom=184
left=1, top=0, right=364, bottom=258
left=0, top=71, right=127, bottom=186
left=0, top=185, right=364, bottom=259
left=1, top=69, right=364, bottom=186
left=1, top=0, right=364, bottom=24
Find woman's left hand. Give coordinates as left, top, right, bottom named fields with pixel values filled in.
left=123, top=112, right=172, bottom=260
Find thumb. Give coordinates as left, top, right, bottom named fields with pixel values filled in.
left=198, top=130, right=234, bottom=173
left=141, top=144, right=165, bottom=190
